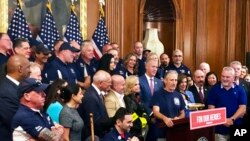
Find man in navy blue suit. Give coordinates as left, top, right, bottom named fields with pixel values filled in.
left=78, top=70, right=113, bottom=141
left=0, top=55, right=31, bottom=141
left=139, top=59, right=163, bottom=116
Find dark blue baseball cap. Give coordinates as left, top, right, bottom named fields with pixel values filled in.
left=18, top=78, right=49, bottom=99
left=59, top=42, right=80, bottom=52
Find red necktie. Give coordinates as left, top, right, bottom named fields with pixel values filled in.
left=150, top=78, right=154, bottom=95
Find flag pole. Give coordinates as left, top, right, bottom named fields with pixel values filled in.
left=99, top=0, right=105, bottom=18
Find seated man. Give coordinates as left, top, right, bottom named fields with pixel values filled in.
left=11, top=78, right=63, bottom=141
left=101, top=107, right=139, bottom=141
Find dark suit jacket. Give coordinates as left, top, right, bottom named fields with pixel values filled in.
left=239, top=78, right=250, bottom=96
left=0, top=77, right=19, bottom=141
left=139, top=74, right=163, bottom=115
left=78, top=85, right=111, bottom=141
left=188, top=85, right=209, bottom=106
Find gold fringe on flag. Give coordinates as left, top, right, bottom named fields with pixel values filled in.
left=46, top=1, right=52, bottom=13
left=99, top=3, right=104, bottom=17
left=18, top=0, right=23, bottom=9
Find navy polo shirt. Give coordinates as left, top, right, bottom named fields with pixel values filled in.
left=113, top=66, right=136, bottom=79
left=0, top=53, right=10, bottom=66
left=113, top=59, right=124, bottom=76
left=42, top=57, right=77, bottom=84
left=74, top=58, right=98, bottom=80
left=137, top=58, right=146, bottom=77
left=207, top=83, right=247, bottom=135
left=150, top=88, right=186, bottom=119
left=11, top=104, right=54, bottom=139
left=150, top=88, right=186, bottom=138
left=165, top=63, right=191, bottom=76
left=102, top=126, right=130, bottom=141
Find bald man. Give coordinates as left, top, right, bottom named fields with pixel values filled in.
left=105, top=75, right=126, bottom=117
left=188, top=69, right=209, bottom=105
left=0, top=55, right=31, bottom=141
left=133, top=41, right=146, bottom=76
left=165, top=49, right=191, bottom=76
left=78, top=70, right=112, bottom=140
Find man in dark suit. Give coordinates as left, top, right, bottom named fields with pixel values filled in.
left=230, top=61, right=250, bottom=125
left=139, top=59, right=163, bottom=116
left=133, top=41, right=146, bottom=77
left=78, top=70, right=113, bottom=141
left=0, top=55, right=31, bottom=141
left=188, top=69, right=209, bottom=106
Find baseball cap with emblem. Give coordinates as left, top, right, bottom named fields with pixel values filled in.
left=17, top=78, right=49, bottom=99
left=59, top=42, right=80, bottom=52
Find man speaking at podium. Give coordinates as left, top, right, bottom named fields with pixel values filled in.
left=149, top=70, right=185, bottom=141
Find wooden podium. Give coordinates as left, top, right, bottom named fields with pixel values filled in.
left=159, top=118, right=214, bottom=141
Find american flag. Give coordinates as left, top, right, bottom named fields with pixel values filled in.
left=64, top=5, right=83, bottom=45
left=91, top=17, right=109, bottom=59
left=7, top=0, right=32, bottom=41
left=37, top=2, right=60, bottom=51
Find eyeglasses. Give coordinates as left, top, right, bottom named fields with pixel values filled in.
left=23, top=81, right=42, bottom=93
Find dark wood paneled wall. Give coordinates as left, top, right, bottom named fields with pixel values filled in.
left=87, top=0, right=249, bottom=76
left=105, top=0, right=139, bottom=57
left=87, top=0, right=99, bottom=39
left=246, top=0, right=250, bottom=52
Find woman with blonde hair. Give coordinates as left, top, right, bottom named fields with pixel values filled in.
left=124, top=75, right=148, bottom=141
left=117, top=53, right=138, bottom=78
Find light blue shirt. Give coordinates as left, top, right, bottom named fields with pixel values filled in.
left=46, top=101, right=63, bottom=123
left=185, top=90, right=195, bottom=103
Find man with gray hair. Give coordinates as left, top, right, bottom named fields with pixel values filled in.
left=75, top=40, right=98, bottom=82
left=11, top=78, right=63, bottom=141
left=78, top=70, right=112, bottom=141
left=199, top=62, right=210, bottom=75
left=230, top=61, right=250, bottom=126
left=150, top=70, right=185, bottom=141
left=207, top=67, right=247, bottom=141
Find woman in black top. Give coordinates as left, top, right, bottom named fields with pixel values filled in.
left=123, top=75, right=148, bottom=141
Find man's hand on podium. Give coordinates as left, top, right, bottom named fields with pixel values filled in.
left=162, top=116, right=174, bottom=127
